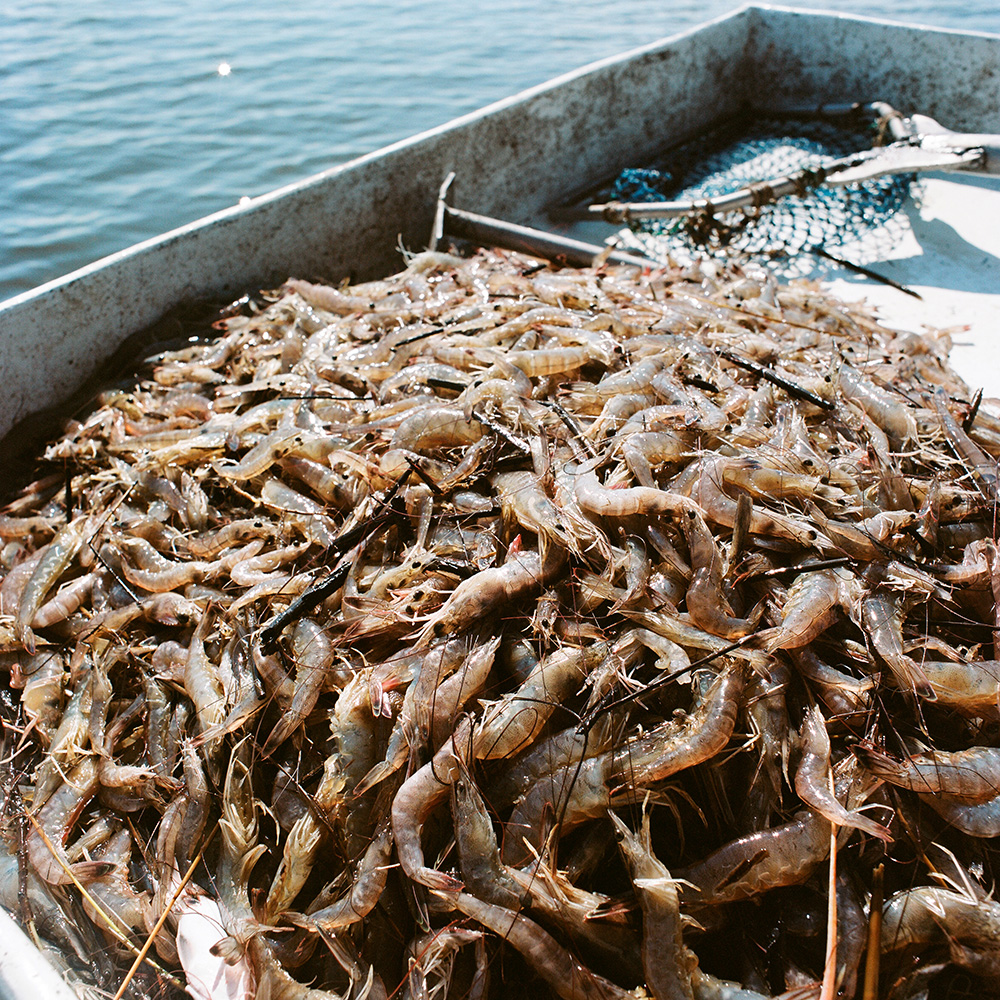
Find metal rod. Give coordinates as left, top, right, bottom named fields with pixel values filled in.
left=428, top=171, right=456, bottom=252
left=442, top=205, right=657, bottom=269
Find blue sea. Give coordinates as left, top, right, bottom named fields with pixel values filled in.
left=2, top=0, right=998, bottom=302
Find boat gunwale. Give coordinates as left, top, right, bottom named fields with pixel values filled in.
left=1, top=4, right=1000, bottom=441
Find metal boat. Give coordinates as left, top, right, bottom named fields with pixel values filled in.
left=1, top=3, right=999, bottom=449
left=1, top=5, right=1000, bottom=996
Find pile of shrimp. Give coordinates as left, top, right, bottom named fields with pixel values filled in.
left=3, top=245, right=1000, bottom=1000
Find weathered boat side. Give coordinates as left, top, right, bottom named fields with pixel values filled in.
left=1, top=4, right=999, bottom=440
left=0, top=8, right=754, bottom=439
left=746, top=6, right=1000, bottom=125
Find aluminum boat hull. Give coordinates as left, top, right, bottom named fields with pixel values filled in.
left=1, top=4, right=999, bottom=441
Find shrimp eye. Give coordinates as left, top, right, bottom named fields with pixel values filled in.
left=687, top=510, right=696, bottom=520
left=802, top=458, right=813, bottom=467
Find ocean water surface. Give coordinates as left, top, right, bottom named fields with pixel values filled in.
left=2, top=0, right=999, bottom=301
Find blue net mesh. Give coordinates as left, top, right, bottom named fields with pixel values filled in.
left=605, top=114, right=914, bottom=257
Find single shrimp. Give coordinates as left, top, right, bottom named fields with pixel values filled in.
left=323, top=668, right=378, bottom=856
left=881, top=885, right=1000, bottom=975
left=932, top=387, right=998, bottom=508
left=759, top=568, right=857, bottom=652
left=610, top=811, right=696, bottom=1000
left=229, top=540, right=310, bottom=588
left=286, top=276, right=398, bottom=316
left=184, top=609, right=226, bottom=736
left=32, top=672, right=94, bottom=809
left=491, top=471, right=578, bottom=558
left=621, top=431, right=690, bottom=488
left=586, top=392, right=660, bottom=442
left=503, top=344, right=602, bottom=378
left=573, top=463, right=698, bottom=519
left=474, top=641, right=609, bottom=761
left=118, top=537, right=209, bottom=594
left=280, top=455, right=366, bottom=508
left=451, top=761, right=528, bottom=909
left=0, top=547, right=44, bottom=616
left=390, top=716, right=471, bottom=891
left=417, top=546, right=565, bottom=645
left=262, top=618, right=335, bottom=755
left=27, top=757, right=108, bottom=885
left=741, top=660, right=791, bottom=833
left=174, top=741, right=210, bottom=872
left=788, top=647, right=873, bottom=721
left=16, top=518, right=87, bottom=652
left=213, top=428, right=315, bottom=480
left=429, top=637, right=500, bottom=747
left=853, top=743, right=1000, bottom=802
left=611, top=662, right=746, bottom=792
left=681, top=758, right=879, bottom=906
left=676, top=455, right=826, bottom=548
left=681, top=509, right=758, bottom=640
left=389, top=405, right=484, bottom=452
left=915, top=658, right=1000, bottom=716
left=794, top=706, right=892, bottom=841
left=439, top=891, right=633, bottom=1000
left=293, top=821, right=393, bottom=932
left=503, top=664, right=744, bottom=866
left=677, top=808, right=832, bottom=906
left=857, top=591, right=932, bottom=696
left=30, top=571, right=95, bottom=629
left=837, top=362, right=918, bottom=446
left=82, top=829, right=150, bottom=936
left=622, top=606, right=770, bottom=672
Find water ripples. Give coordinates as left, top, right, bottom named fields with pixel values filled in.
left=1, top=0, right=997, bottom=300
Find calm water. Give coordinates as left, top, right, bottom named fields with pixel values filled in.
left=2, top=0, right=998, bottom=302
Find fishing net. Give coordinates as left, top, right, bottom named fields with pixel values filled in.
left=604, top=111, right=917, bottom=267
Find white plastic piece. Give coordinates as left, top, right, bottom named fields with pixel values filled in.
left=0, top=907, right=81, bottom=1000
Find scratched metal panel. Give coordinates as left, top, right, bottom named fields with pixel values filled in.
left=746, top=5, right=1000, bottom=125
